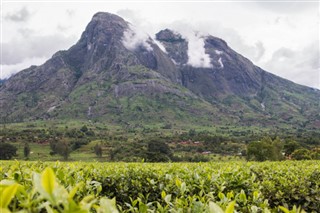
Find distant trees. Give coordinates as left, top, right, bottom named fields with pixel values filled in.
left=289, top=148, right=320, bottom=160
left=94, top=144, right=103, bottom=158
left=23, top=143, right=31, bottom=159
left=50, top=139, right=71, bottom=161
left=246, top=137, right=284, bottom=161
left=291, top=149, right=311, bottom=160
left=283, top=140, right=300, bottom=156
left=0, top=143, right=17, bottom=160
left=146, top=139, right=173, bottom=162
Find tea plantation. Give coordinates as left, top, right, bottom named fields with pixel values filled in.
left=1, top=161, right=319, bottom=212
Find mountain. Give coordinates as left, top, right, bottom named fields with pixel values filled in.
left=1, top=12, right=319, bottom=132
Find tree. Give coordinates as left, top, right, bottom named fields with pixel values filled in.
left=146, top=139, right=172, bottom=162
left=80, top=125, right=88, bottom=133
left=246, top=137, right=284, bottom=161
left=94, top=144, right=103, bottom=158
left=23, top=143, right=31, bottom=159
left=291, top=149, right=311, bottom=160
left=311, top=148, right=320, bottom=160
left=50, top=139, right=71, bottom=160
left=283, top=140, right=300, bottom=156
left=0, top=143, right=17, bottom=160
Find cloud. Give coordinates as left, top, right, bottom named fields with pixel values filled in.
left=1, top=57, right=47, bottom=79
left=17, top=28, right=34, bottom=38
left=254, top=2, right=317, bottom=14
left=66, top=9, right=75, bottom=17
left=263, top=43, right=319, bottom=89
left=122, top=25, right=152, bottom=52
left=5, top=7, right=32, bottom=22
left=185, top=32, right=212, bottom=68
left=117, top=9, right=167, bottom=53
left=1, top=34, right=76, bottom=65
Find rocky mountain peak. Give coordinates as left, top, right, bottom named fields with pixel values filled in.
left=205, top=35, right=229, bottom=51
left=79, top=12, right=128, bottom=46
left=156, top=29, right=184, bottom=42
left=92, top=12, right=126, bottom=23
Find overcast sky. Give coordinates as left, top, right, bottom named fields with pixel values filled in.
left=1, top=0, right=319, bottom=89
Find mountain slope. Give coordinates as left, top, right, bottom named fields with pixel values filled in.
left=156, top=29, right=320, bottom=129
left=0, top=12, right=319, bottom=131
left=0, top=13, right=226, bottom=125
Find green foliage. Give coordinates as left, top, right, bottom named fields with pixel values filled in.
left=1, top=161, right=319, bottom=212
left=146, top=139, right=172, bottom=162
left=310, top=148, right=320, bottom=160
left=23, top=143, right=30, bottom=159
left=283, top=140, right=300, bottom=156
left=0, top=166, right=118, bottom=213
left=247, top=137, right=284, bottom=161
left=50, top=139, right=71, bottom=160
left=94, top=144, right=103, bottom=158
left=291, top=149, right=312, bottom=160
left=0, top=143, right=17, bottom=160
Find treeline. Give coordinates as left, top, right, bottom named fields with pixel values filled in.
left=0, top=125, right=319, bottom=162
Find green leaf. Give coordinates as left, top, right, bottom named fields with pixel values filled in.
left=239, top=190, right=247, bottom=203
left=161, top=191, right=166, bottom=199
left=139, top=202, right=148, bottom=213
left=279, top=206, right=290, bottom=213
left=41, top=167, right=56, bottom=195
left=181, top=182, right=186, bottom=194
left=0, top=184, right=19, bottom=208
left=97, top=197, right=119, bottom=213
left=164, top=194, right=171, bottom=204
left=218, top=192, right=225, bottom=201
left=69, top=182, right=84, bottom=199
left=175, top=178, right=182, bottom=188
left=0, top=208, right=11, bottom=213
left=225, top=201, right=235, bottom=213
left=208, top=202, right=224, bottom=213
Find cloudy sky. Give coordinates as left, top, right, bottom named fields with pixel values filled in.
left=1, top=0, right=319, bottom=89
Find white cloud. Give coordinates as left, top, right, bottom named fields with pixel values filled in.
left=263, top=43, right=319, bottom=89
left=1, top=57, right=47, bottom=79
left=122, top=25, right=152, bottom=52
left=185, top=32, right=212, bottom=68
left=1, top=34, right=76, bottom=65
left=5, top=7, right=32, bottom=22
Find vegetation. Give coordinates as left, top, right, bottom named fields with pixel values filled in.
left=23, top=143, right=30, bottom=159
left=246, top=137, right=284, bottom=161
left=0, top=161, right=319, bottom=212
left=94, top=144, right=103, bottom=158
left=0, top=143, right=17, bottom=160
left=0, top=120, right=319, bottom=162
left=146, top=139, right=172, bottom=162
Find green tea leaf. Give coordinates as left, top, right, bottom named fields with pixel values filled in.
left=161, top=191, right=166, bottom=199
left=41, top=167, right=56, bottom=195
left=225, top=201, right=235, bottom=213
left=0, top=208, right=11, bottom=213
left=208, top=202, right=224, bottom=213
left=0, top=184, right=19, bottom=208
left=279, top=206, right=290, bottom=213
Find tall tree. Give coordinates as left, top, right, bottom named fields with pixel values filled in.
left=146, top=139, right=172, bottom=162
left=23, top=143, right=31, bottom=159
left=94, top=144, right=103, bottom=158
left=247, top=137, right=284, bottom=161
left=50, top=139, right=71, bottom=161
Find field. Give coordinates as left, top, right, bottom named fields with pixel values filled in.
left=1, top=160, right=319, bottom=212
